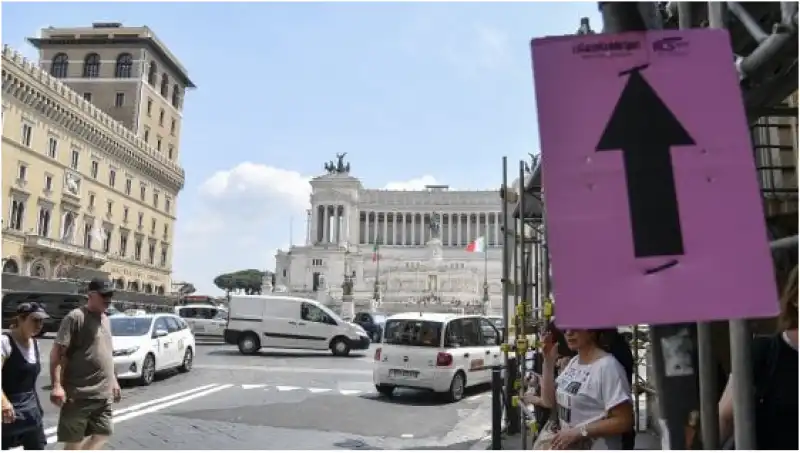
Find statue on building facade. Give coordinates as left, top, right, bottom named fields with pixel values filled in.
left=429, top=212, right=441, bottom=239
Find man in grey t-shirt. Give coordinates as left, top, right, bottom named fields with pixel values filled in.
left=50, top=279, right=121, bottom=450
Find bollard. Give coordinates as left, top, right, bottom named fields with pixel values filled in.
left=505, top=356, right=521, bottom=434
left=491, top=366, right=503, bottom=450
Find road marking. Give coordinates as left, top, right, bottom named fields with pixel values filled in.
left=464, top=394, right=484, bottom=402
left=195, top=364, right=372, bottom=375
left=338, top=389, right=362, bottom=396
left=44, top=384, right=233, bottom=445
left=401, top=434, right=414, bottom=438
left=307, top=388, right=332, bottom=393
left=42, top=383, right=221, bottom=436
left=241, top=384, right=268, bottom=390
left=276, top=385, right=301, bottom=392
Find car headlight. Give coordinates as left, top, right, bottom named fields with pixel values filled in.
left=113, top=346, right=140, bottom=357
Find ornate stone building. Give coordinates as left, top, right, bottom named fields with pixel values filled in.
left=1, top=23, right=192, bottom=294
left=275, top=155, right=505, bottom=317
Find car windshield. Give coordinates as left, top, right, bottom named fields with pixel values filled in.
left=110, top=317, right=153, bottom=337
left=383, top=320, right=442, bottom=347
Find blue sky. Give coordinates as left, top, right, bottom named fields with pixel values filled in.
left=2, top=1, right=601, bottom=295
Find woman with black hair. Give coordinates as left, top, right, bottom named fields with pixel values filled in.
left=1, top=302, right=49, bottom=450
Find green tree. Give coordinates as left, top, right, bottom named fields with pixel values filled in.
left=214, top=269, right=272, bottom=295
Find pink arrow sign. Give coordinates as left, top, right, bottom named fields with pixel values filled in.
left=531, top=29, right=779, bottom=328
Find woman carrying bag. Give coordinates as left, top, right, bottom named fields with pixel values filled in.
left=2, top=302, right=49, bottom=450
left=534, top=327, right=634, bottom=450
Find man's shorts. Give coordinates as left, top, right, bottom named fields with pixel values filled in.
left=57, top=398, right=113, bottom=443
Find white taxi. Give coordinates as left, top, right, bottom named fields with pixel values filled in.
left=373, top=313, right=503, bottom=402
left=175, top=304, right=228, bottom=338
left=111, top=313, right=196, bottom=386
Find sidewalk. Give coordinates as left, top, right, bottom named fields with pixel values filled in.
left=470, top=429, right=663, bottom=450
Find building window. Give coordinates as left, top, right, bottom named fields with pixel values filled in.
left=143, top=127, right=150, bottom=143
left=167, top=145, right=174, bottom=160
left=123, top=206, right=129, bottom=223
left=50, top=53, right=69, bottom=78
left=147, top=98, right=153, bottom=116
left=88, top=193, right=95, bottom=209
left=47, top=137, right=57, bottom=158
left=114, top=92, right=125, bottom=107
left=312, top=259, right=324, bottom=266
left=148, top=62, right=158, bottom=86
left=21, top=123, right=32, bottom=147
left=9, top=198, right=25, bottom=230
left=159, top=109, right=165, bottom=126
left=109, top=169, right=116, bottom=187
left=134, top=238, right=143, bottom=260
left=148, top=243, right=156, bottom=265
left=119, top=232, right=128, bottom=257
left=170, top=119, right=176, bottom=135
left=171, top=84, right=181, bottom=108
left=83, top=53, right=100, bottom=78
left=44, top=174, right=53, bottom=192
left=83, top=221, right=93, bottom=249
left=37, top=207, right=51, bottom=237
left=156, top=136, right=162, bottom=151
left=151, top=218, right=156, bottom=235
left=106, top=200, right=113, bottom=215
left=160, top=73, right=170, bottom=97
left=90, top=160, right=99, bottom=179
left=163, top=223, right=168, bottom=239
left=125, top=178, right=132, bottom=195
left=160, top=246, right=168, bottom=267
left=83, top=92, right=92, bottom=102
left=153, top=192, right=159, bottom=208
left=70, top=150, right=80, bottom=170
left=140, top=185, right=146, bottom=201
left=165, top=197, right=171, bottom=213
left=114, top=53, right=133, bottom=78
left=61, top=212, right=76, bottom=242
left=17, top=164, right=27, bottom=182
left=137, top=212, right=143, bottom=228
left=102, top=228, right=111, bottom=253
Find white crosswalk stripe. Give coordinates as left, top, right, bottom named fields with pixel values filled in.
left=240, top=384, right=366, bottom=396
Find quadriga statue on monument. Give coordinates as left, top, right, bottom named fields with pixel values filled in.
left=335, top=152, right=348, bottom=173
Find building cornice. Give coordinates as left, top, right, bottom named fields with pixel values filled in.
left=2, top=45, right=185, bottom=193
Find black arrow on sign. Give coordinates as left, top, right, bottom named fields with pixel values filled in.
left=596, top=68, right=695, bottom=258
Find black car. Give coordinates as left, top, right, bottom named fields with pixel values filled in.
left=352, top=312, right=387, bottom=342
left=2, top=291, right=86, bottom=335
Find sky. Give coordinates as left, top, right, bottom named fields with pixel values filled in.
left=2, top=1, right=602, bottom=296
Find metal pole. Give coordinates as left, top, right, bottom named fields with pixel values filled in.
left=501, top=157, right=510, bottom=340
left=491, top=366, right=503, bottom=450
left=518, top=160, right=529, bottom=450
left=729, top=320, right=757, bottom=449
left=633, top=324, right=641, bottom=432
left=501, top=157, right=520, bottom=435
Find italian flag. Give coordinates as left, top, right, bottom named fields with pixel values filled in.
left=372, top=243, right=380, bottom=262
left=465, top=236, right=486, bottom=253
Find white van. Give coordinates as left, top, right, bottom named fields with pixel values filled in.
left=373, top=312, right=503, bottom=402
left=223, top=294, right=370, bottom=356
left=175, top=304, right=228, bottom=338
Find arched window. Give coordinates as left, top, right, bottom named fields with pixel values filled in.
left=147, top=62, right=158, bottom=86
left=83, top=53, right=100, bottom=78
left=115, top=53, right=133, bottom=78
left=171, top=84, right=181, bottom=108
left=61, top=212, right=76, bottom=242
left=50, top=53, right=69, bottom=78
left=160, top=73, right=169, bottom=97
left=2, top=259, right=20, bottom=274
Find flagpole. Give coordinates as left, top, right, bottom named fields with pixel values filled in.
left=483, top=238, right=489, bottom=315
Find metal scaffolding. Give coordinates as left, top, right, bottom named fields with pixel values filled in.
left=498, top=2, right=797, bottom=450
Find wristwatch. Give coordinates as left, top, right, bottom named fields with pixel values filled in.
left=579, top=425, right=589, bottom=438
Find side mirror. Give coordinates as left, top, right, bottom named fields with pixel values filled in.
left=153, top=329, right=168, bottom=338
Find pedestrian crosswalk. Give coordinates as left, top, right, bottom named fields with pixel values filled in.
left=238, top=383, right=372, bottom=396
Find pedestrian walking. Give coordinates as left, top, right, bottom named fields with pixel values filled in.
left=1, top=302, right=49, bottom=450
left=50, top=278, right=121, bottom=450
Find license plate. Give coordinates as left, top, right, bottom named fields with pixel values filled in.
left=390, top=369, right=419, bottom=378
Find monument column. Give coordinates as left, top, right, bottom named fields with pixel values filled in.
left=402, top=213, right=408, bottom=245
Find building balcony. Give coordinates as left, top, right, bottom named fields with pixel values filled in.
left=24, top=234, right=107, bottom=265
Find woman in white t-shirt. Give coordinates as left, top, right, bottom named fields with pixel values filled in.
left=538, top=328, right=634, bottom=450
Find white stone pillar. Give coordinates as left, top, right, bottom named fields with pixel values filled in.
left=382, top=212, right=388, bottom=245
left=322, top=205, right=330, bottom=243
left=402, top=213, right=407, bottom=246
left=494, top=212, right=499, bottom=246
left=306, top=209, right=311, bottom=245
left=411, top=213, right=416, bottom=246
left=457, top=213, right=462, bottom=246
left=394, top=213, right=399, bottom=246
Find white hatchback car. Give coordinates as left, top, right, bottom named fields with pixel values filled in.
left=111, top=313, right=196, bottom=386
left=373, top=313, right=503, bottom=402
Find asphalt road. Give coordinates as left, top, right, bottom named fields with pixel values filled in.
left=30, top=335, right=493, bottom=450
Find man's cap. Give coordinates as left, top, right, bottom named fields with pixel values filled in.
left=88, top=278, right=114, bottom=296
left=17, top=302, right=49, bottom=319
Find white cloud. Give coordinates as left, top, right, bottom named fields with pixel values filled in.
left=174, top=162, right=441, bottom=295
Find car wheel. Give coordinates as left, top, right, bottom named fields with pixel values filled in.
left=331, top=337, right=350, bottom=357
left=238, top=333, right=260, bottom=355
left=375, top=384, right=395, bottom=397
left=179, top=347, right=193, bottom=373
left=140, top=354, right=156, bottom=386
left=446, top=372, right=466, bottom=403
